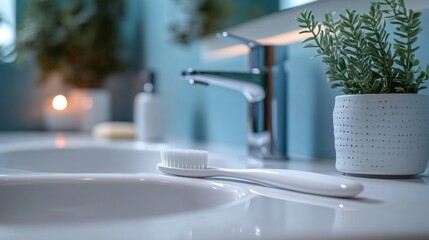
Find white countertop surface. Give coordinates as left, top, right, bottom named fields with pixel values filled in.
left=0, top=132, right=428, bottom=240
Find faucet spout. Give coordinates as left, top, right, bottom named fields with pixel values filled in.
left=182, top=69, right=265, bottom=103
left=181, top=32, right=288, bottom=160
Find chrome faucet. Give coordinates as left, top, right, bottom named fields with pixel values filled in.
left=182, top=32, right=287, bottom=159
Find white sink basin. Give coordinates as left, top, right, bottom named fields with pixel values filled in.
left=0, top=142, right=161, bottom=174
left=0, top=174, right=251, bottom=224
left=0, top=141, right=248, bottom=174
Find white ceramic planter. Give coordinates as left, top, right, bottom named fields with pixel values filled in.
left=333, top=94, right=429, bottom=176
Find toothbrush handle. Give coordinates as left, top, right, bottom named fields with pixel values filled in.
left=213, top=168, right=363, bottom=198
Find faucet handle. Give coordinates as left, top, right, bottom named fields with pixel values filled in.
left=217, top=32, right=273, bottom=70
left=216, top=32, right=262, bottom=48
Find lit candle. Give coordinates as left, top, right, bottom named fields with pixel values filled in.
left=52, top=95, right=68, bottom=111
left=43, top=94, right=77, bottom=131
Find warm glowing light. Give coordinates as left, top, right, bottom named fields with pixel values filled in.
left=258, top=29, right=307, bottom=45
left=55, top=133, right=66, bottom=148
left=202, top=29, right=308, bottom=61
left=80, top=97, right=93, bottom=110
left=204, top=45, right=249, bottom=60
left=52, top=95, right=68, bottom=111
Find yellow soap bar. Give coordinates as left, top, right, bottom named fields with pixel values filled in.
left=92, top=122, right=135, bottom=139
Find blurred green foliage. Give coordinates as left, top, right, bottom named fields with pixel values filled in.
left=16, top=0, right=125, bottom=88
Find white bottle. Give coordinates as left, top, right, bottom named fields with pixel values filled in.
left=134, top=71, right=162, bottom=141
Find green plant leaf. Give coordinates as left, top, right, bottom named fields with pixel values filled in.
left=297, top=0, right=427, bottom=93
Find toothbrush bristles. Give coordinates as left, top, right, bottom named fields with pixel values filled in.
left=161, top=149, right=208, bottom=169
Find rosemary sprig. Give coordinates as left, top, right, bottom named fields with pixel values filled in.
left=297, top=0, right=428, bottom=94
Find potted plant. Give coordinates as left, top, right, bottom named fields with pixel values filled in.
left=16, top=0, right=125, bottom=130
left=297, top=0, right=429, bottom=176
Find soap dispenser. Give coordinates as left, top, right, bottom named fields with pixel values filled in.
left=134, top=70, right=162, bottom=141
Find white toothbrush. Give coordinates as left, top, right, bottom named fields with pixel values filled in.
left=157, top=149, right=364, bottom=198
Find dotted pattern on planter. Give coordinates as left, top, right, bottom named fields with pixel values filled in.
left=333, top=95, right=429, bottom=175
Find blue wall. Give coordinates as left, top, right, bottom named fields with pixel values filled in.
left=140, top=1, right=339, bottom=159
left=141, top=1, right=429, bottom=160
left=0, top=0, right=41, bottom=130
left=0, top=62, right=41, bottom=130
left=141, top=1, right=248, bottom=146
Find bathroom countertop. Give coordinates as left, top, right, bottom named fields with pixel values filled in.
left=0, top=132, right=428, bottom=240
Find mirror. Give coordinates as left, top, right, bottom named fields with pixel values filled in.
left=170, top=0, right=321, bottom=45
